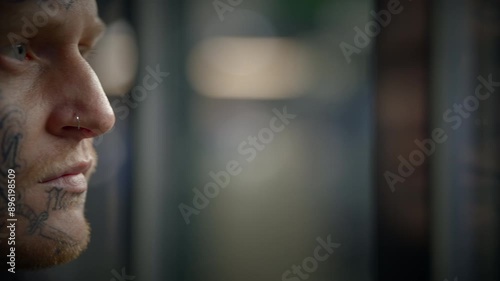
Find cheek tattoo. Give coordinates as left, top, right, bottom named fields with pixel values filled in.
left=0, top=90, right=24, bottom=204
left=0, top=89, right=78, bottom=251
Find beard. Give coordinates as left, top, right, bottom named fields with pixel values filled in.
left=14, top=219, right=91, bottom=270
left=0, top=166, right=94, bottom=270
left=0, top=104, right=97, bottom=270
left=1, top=157, right=95, bottom=270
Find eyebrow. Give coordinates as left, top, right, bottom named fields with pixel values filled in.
left=37, top=0, right=76, bottom=10
left=5, top=0, right=76, bottom=9
left=2, top=0, right=104, bottom=42
left=88, top=18, right=106, bottom=41
left=60, top=0, right=75, bottom=10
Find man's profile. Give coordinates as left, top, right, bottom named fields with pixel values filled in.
left=0, top=0, right=115, bottom=271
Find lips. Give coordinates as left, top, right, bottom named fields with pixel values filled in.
left=39, top=162, right=92, bottom=193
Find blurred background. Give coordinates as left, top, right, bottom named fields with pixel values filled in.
left=20, top=0, right=500, bottom=280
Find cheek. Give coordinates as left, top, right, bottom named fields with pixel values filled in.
left=0, top=99, right=27, bottom=173
left=18, top=108, right=47, bottom=161
left=0, top=85, right=47, bottom=189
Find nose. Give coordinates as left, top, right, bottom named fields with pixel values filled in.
left=46, top=51, right=116, bottom=140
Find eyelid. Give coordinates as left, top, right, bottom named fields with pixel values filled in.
left=79, top=45, right=98, bottom=61
left=0, top=43, right=34, bottom=69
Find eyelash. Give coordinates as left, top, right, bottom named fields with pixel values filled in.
left=12, top=44, right=31, bottom=61
left=1, top=43, right=96, bottom=68
left=0, top=43, right=33, bottom=62
left=81, top=48, right=98, bottom=61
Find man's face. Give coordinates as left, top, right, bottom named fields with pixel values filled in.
left=0, top=0, right=115, bottom=269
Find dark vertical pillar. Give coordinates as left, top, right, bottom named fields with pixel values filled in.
left=130, top=0, right=191, bottom=280
left=375, top=0, right=431, bottom=280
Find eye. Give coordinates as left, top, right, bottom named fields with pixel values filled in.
left=9, top=44, right=30, bottom=61
left=79, top=45, right=98, bottom=62
left=0, top=43, right=32, bottom=63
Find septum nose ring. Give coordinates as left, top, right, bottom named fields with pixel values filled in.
left=76, top=116, right=80, bottom=130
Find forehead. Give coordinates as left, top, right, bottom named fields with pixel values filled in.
left=0, top=0, right=99, bottom=26
left=0, top=0, right=102, bottom=41
left=3, top=0, right=76, bottom=7
left=0, top=0, right=95, bottom=10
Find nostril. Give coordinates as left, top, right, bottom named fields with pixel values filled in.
left=62, top=126, right=95, bottom=138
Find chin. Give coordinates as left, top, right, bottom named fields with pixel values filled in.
left=1, top=200, right=91, bottom=270
left=18, top=213, right=91, bottom=270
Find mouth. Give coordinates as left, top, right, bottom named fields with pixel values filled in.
left=39, top=162, right=92, bottom=193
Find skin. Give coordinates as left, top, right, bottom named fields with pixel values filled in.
left=0, top=0, right=115, bottom=269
